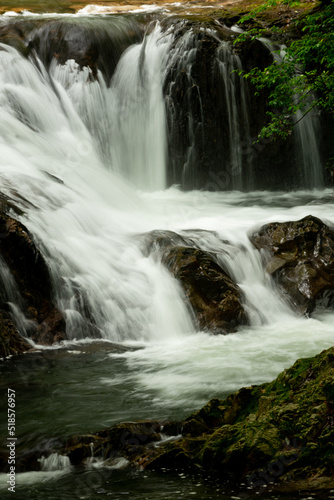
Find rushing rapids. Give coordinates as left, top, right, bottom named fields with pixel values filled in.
left=0, top=6, right=334, bottom=499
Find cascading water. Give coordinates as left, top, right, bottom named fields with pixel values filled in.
left=0, top=39, right=193, bottom=342
left=0, top=10, right=333, bottom=500
left=0, top=13, right=332, bottom=363
left=215, top=41, right=252, bottom=190
left=259, top=38, right=324, bottom=188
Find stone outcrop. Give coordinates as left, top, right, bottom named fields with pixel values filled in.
left=250, top=215, right=334, bottom=315
left=0, top=17, right=143, bottom=82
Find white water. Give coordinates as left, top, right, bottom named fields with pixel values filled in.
left=0, top=27, right=334, bottom=418
left=216, top=42, right=252, bottom=190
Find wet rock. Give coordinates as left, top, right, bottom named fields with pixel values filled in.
left=140, top=229, right=195, bottom=256
left=0, top=200, right=66, bottom=351
left=0, top=309, right=31, bottom=358
left=162, top=246, right=248, bottom=333
left=250, top=215, right=334, bottom=315
left=0, top=22, right=29, bottom=56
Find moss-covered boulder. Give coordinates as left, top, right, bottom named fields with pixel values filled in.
left=11, top=346, right=334, bottom=493
left=5, top=346, right=334, bottom=494
left=143, top=346, right=334, bottom=491
left=250, top=215, right=334, bottom=315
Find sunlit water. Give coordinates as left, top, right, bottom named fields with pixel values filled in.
left=0, top=11, right=334, bottom=499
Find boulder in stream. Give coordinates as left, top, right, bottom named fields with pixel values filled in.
left=162, top=246, right=248, bottom=333
left=141, top=229, right=248, bottom=334
left=250, top=215, right=334, bottom=315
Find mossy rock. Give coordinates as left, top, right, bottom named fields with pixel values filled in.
left=142, top=346, right=334, bottom=491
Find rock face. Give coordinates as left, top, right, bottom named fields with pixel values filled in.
left=0, top=200, right=66, bottom=357
left=162, top=246, right=248, bottom=333
left=250, top=215, right=334, bottom=315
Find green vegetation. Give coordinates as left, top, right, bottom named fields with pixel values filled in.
left=236, top=0, right=334, bottom=140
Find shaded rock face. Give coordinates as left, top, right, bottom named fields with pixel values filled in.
left=163, top=21, right=303, bottom=191
left=162, top=245, right=248, bottom=333
left=250, top=215, right=334, bottom=315
left=0, top=202, right=66, bottom=355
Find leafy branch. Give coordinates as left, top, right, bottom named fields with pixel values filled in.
left=234, top=1, right=334, bottom=141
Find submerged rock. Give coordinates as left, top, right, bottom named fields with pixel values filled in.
left=0, top=420, right=181, bottom=473
left=162, top=246, right=248, bottom=333
left=250, top=215, right=334, bottom=315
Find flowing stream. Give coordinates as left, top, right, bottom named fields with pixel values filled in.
left=0, top=6, right=333, bottom=500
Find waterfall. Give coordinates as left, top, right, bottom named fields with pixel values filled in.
left=163, top=24, right=254, bottom=190
left=43, top=24, right=171, bottom=191
left=1, top=11, right=334, bottom=500
left=215, top=42, right=252, bottom=190
left=0, top=16, right=329, bottom=346
left=0, top=41, right=193, bottom=342
left=294, top=105, right=323, bottom=188
left=108, top=24, right=171, bottom=190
